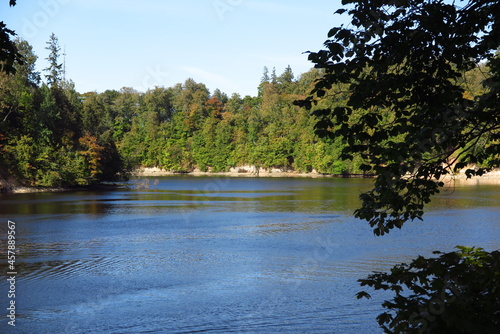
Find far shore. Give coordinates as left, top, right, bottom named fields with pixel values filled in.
left=133, top=166, right=372, bottom=179
left=134, top=166, right=500, bottom=185
left=2, top=166, right=500, bottom=194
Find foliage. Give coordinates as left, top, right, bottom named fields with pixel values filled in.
left=297, top=0, right=500, bottom=235
left=110, top=66, right=353, bottom=175
left=0, top=22, right=20, bottom=75
left=13, top=38, right=40, bottom=87
left=0, top=1, right=21, bottom=75
left=1, top=36, right=124, bottom=187
left=293, top=3, right=500, bottom=332
left=356, top=247, right=500, bottom=334
left=78, top=133, right=104, bottom=183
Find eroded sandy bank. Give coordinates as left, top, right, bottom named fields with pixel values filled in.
left=134, top=166, right=500, bottom=185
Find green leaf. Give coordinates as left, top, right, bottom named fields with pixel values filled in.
left=356, top=291, right=371, bottom=299
left=328, top=27, right=340, bottom=38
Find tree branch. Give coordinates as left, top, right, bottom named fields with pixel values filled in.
left=1, top=107, right=14, bottom=124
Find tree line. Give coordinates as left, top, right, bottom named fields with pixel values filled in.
left=1, top=35, right=373, bottom=188
left=1, top=34, right=491, bottom=189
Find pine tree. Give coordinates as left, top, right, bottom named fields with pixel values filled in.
left=44, top=33, right=63, bottom=87
left=261, top=66, right=269, bottom=83
left=279, top=65, right=294, bottom=83
left=271, top=67, right=277, bottom=84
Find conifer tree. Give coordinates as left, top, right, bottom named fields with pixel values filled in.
left=44, top=33, right=63, bottom=87
left=270, top=67, right=277, bottom=84
left=279, top=65, right=294, bottom=83
left=261, top=66, right=270, bottom=83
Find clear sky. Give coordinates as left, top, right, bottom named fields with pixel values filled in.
left=1, top=0, right=347, bottom=96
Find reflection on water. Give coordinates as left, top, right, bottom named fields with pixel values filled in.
left=0, top=176, right=498, bottom=333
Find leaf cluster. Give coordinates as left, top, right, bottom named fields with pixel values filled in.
left=0, top=22, right=22, bottom=75
left=357, top=247, right=500, bottom=333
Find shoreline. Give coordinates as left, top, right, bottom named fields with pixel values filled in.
left=134, top=166, right=500, bottom=187
left=0, top=183, right=123, bottom=195
left=134, top=166, right=500, bottom=179
left=2, top=167, right=500, bottom=194
left=132, top=166, right=372, bottom=179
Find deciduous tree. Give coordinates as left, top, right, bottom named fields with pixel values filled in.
left=297, top=1, right=500, bottom=332
left=297, top=0, right=500, bottom=235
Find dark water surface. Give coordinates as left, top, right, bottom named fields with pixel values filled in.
left=0, top=176, right=499, bottom=333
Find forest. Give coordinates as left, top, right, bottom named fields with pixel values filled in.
left=0, top=34, right=490, bottom=189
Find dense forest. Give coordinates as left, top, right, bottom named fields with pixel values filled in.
left=0, top=35, right=490, bottom=189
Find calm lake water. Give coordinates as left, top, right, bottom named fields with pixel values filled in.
left=0, top=176, right=499, bottom=333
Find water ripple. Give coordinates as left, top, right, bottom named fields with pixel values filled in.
left=17, top=256, right=121, bottom=282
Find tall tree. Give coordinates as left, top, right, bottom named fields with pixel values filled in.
left=270, top=67, right=277, bottom=84
left=14, top=39, right=40, bottom=87
left=44, top=33, right=63, bottom=87
left=279, top=65, right=294, bottom=84
left=212, top=88, right=228, bottom=104
left=298, top=0, right=500, bottom=235
left=261, top=66, right=270, bottom=83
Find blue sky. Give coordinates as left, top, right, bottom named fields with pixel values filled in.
left=1, top=0, right=347, bottom=96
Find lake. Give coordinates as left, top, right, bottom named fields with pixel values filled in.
left=0, top=176, right=499, bottom=333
